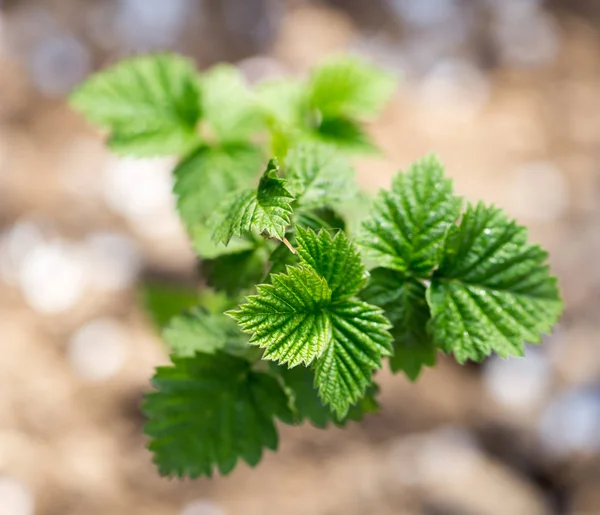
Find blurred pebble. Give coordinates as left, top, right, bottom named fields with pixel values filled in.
left=539, top=386, right=600, bottom=456
left=115, top=0, right=192, bottom=51
left=483, top=348, right=550, bottom=411
left=237, top=55, right=286, bottom=84
left=29, top=34, right=91, bottom=96
left=84, top=232, right=142, bottom=292
left=387, top=0, right=460, bottom=27
left=416, top=59, right=489, bottom=120
left=18, top=241, right=87, bottom=314
left=104, top=156, right=176, bottom=221
left=0, top=476, right=34, bottom=515
left=493, top=6, right=559, bottom=68
left=68, top=318, right=128, bottom=381
left=508, top=161, right=568, bottom=222
left=385, top=427, right=549, bottom=515
left=180, top=500, right=227, bottom=515
left=0, top=220, right=46, bottom=285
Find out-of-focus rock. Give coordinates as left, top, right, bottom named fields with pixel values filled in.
left=68, top=318, right=129, bottom=381
left=385, top=428, right=551, bottom=515
left=483, top=347, right=551, bottom=413
left=180, top=500, right=227, bottom=515
left=539, top=386, right=600, bottom=457
left=0, top=476, right=34, bottom=515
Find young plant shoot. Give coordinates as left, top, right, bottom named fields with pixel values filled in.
left=71, top=53, right=563, bottom=478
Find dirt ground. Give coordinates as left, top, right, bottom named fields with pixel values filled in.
left=1, top=2, right=600, bottom=514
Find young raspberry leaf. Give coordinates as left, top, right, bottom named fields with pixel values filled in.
left=143, top=352, right=292, bottom=478
left=285, top=143, right=357, bottom=209
left=211, top=159, right=295, bottom=245
left=163, top=309, right=247, bottom=357
left=358, top=154, right=462, bottom=276
left=428, top=202, right=563, bottom=363
left=295, top=227, right=366, bottom=301
left=308, top=55, right=396, bottom=120
left=229, top=266, right=333, bottom=367
left=315, top=299, right=392, bottom=417
left=201, top=65, right=264, bottom=142
left=313, top=116, right=379, bottom=155
left=70, top=54, right=201, bottom=156
left=361, top=268, right=435, bottom=380
left=276, top=365, right=380, bottom=428
left=174, top=143, right=264, bottom=249
left=141, top=282, right=199, bottom=329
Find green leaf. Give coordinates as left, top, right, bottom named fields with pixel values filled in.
left=70, top=54, right=202, bottom=156
left=256, top=79, right=307, bottom=129
left=359, top=154, right=462, bottom=275
left=313, top=116, right=379, bottom=155
left=314, top=299, right=392, bottom=417
left=211, top=159, right=295, bottom=245
left=428, top=202, right=563, bottom=363
left=163, top=309, right=247, bottom=357
left=202, top=246, right=270, bottom=296
left=174, top=143, right=263, bottom=241
left=295, top=227, right=366, bottom=301
left=201, top=65, right=264, bottom=142
left=361, top=268, right=435, bottom=380
left=229, top=266, right=333, bottom=367
left=294, top=207, right=347, bottom=233
left=308, top=55, right=396, bottom=119
left=192, top=226, right=257, bottom=259
left=276, top=365, right=331, bottom=428
left=285, top=143, right=357, bottom=209
left=143, top=352, right=292, bottom=477
left=276, top=365, right=380, bottom=428
left=141, top=282, right=199, bottom=329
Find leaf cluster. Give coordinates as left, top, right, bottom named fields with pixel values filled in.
left=71, top=54, right=562, bottom=479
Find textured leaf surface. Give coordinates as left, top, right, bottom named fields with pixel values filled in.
left=308, top=56, right=396, bottom=119
left=229, top=266, right=333, bottom=367
left=211, top=159, right=295, bottom=244
left=277, top=365, right=380, bottom=428
left=428, top=203, right=563, bottom=363
left=359, top=154, right=462, bottom=275
left=143, top=352, right=292, bottom=477
left=361, top=268, right=435, bottom=380
left=295, top=227, right=366, bottom=301
left=173, top=144, right=263, bottom=244
left=285, top=143, right=356, bottom=209
left=71, top=54, right=201, bottom=156
left=294, top=207, right=346, bottom=233
left=314, top=299, right=392, bottom=417
left=201, top=65, right=263, bottom=142
left=163, top=309, right=247, bottom=357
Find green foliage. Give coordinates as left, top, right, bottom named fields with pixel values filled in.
left=70, top=54, right=202, bottom=156
left=427, top=202, right=563, bottom=363
left=163, top=309, right=247, bottom=357
left=358, top=154, right=462, bottom=275
left=141, top=281, right=199, bottom=329
left=210, top=159, right=295, bottom=245
left=230, top=265, right=333, bottom=367
left=361, top=268, right=435, bottom=379
left=143, top=352, right=292, bottom=477
left=232, top=228, right=392, bottom=416
left=307, top=55, right=396, bottom=120
left=72, top=52, right=562, bottom=479
left=285, top=143, right=357, bottom=209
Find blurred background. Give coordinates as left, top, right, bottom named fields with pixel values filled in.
left=1, top=0, right=600, bottom=514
